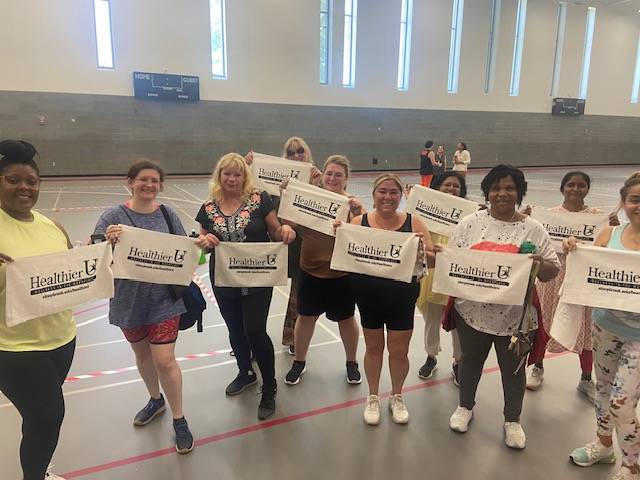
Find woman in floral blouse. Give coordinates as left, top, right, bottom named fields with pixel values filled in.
left=195, top=153, right=296, bottom=420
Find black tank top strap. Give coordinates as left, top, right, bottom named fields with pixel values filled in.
left=399, top=213, right=412, bottom=232
left=361, top=213, right=370, bottom=227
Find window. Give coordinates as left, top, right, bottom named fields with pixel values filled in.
left=447, top=0, right=464, bottom=93
left=397, top=0, right=413, bottom=91
left=509, top=0, right=528, bottom=96
left=93, top=0, right=114, bottom=69
left=342, top=0, right=358, bottom=87
left=320, top=0, right=332, bottom=84
left=578, top=7, right=596, bottom=99
left=484, top=0, right=501, bottom=93
left=632, top=33, right=640, bottom=104
left=550, top=2, right=567, bottom=97
left=209, top=0, right=227, bottom=79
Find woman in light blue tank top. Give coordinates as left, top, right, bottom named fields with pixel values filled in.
left=566, top=172, right=640, bottom=479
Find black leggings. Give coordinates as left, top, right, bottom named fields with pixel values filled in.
left=213, top=287, right=276, bottom=390
left=0, top=338, right=75, bottom=480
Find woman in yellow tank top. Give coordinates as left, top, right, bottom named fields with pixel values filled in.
left=0, top=140, right=75, bottom=480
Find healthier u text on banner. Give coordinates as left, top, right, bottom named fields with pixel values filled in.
left=214, top=242, right=288, bottom=287
left=432, top=247, right=533, bottom=305
left=250, top=153, right=312, bottom=197
left=561, top=245, right=640, bottom=314
left=278, top=179, right=350, bottom=236
left=530, top=207, right=609, bottom=253
left=112, top=226, right=200, bottom=286
left=406, top=185, right=479, bottom=237
left=330, top=223, right=420, bottom=283
left=5, top=242, right=114, bottom=327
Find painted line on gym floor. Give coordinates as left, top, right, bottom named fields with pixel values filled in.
left=73, top=303, right=109, bottom=316
left=64, top=348, right=233, bottom=383
left=76, top=315, right=108, bottom=328
left=60, top=351, right=569, bottom=478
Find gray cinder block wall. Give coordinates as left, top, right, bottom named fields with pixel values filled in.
left=1, top=90, right=638, bottom=176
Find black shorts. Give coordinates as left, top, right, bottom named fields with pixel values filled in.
left=297, top=269, right=355, bottom=322
left=350, top=274, right=419, bottom=331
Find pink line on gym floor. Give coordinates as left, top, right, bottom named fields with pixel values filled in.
left=61, top=352, right=568, bottom=479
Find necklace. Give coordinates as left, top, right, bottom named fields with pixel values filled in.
left=489, top=209, right=519, bottom=222
left=374, top=212, right=401, bottom=230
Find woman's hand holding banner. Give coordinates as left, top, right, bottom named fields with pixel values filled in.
left=250, top=153, right=312, bottom=197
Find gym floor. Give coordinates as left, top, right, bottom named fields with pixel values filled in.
left=1, top=165, right=635, bottom=480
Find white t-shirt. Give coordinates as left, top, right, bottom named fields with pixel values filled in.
left=452, top=150, right=470, bottom=172
left=450, top=210, right=560, bottom=336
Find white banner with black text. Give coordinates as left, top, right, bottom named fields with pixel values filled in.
left=432, top=247, right=533, bottom=305
left=250, top=153, right=312, bottom=197
left=561, top=245, right=640, bottom=313
left=406, top=185, right=479, bottom=237
left=111, top=226, right=200, bottom=286
left=278, top=179, right=349, bottom=236
left=530, top=207, right=609, bottom=253
left=214, top=242, right=288, bottom=287
left=330, top=223, right=419, bottom=283
left=5, top=242, right=114, bottom=327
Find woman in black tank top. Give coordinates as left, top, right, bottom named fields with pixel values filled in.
left=347, top=174, right=433, bottom=426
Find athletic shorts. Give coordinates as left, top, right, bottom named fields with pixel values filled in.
left=297, top=269, right=355, bottom=322
left=350, top=274, right=419, bottom=331
left=121, top=316, right=180, bottom=344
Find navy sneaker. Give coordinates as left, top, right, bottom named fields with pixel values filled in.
left=225, top=372, right=258, bottom=396
left=284, top=361, right=306, bottom=385
left=173, top=417, right=194, bottom=454
left=346, top=361, right=362, bottom=384
left=133, top=395, right=166, bottom=426
left=418, top=357, right=438, bottom=380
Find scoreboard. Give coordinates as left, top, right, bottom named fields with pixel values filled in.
left=133, top=72, right=200, bottom=102
left=552, top=97, right=585, bottom=116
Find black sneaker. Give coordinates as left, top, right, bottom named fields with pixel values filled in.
left=258, top=385, right=277, bottom=420
left=418, top=357, right=438, bottom=380
left=284, top=360, right=306, bottom=385
left=288, top=345, right=295, bottom=356
left=225, top=371, right=258, bottom=396
left=133, top=395, right=166, bottom=426
left=346, top=361, right=362, bottom=384
left=452, top=363, right=460, bottom=387
left=173, top=417, right=194, bottom=454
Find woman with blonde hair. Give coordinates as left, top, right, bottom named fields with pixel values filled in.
left=281, top=155, right=365, bottom=386
left=344, top=174, right=433, bottom=426
left=195, top=153, right=296, bottom=420
left=246, top=136, right=321, bottom=355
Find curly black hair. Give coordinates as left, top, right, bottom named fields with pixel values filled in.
left=0, top=140, right=39, bottom=176
left=480, top=164, right=527, bottom=205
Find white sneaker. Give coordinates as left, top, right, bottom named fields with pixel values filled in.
left=570, top=441, right=616, bottom=467
left=577, top=379, right=596, bottom=404
left=609, top=466, right=640, bottom=480
left=388, top=394, right=409, bottom=424
left=45, top=464, right=66, bottom=480
left=449, top=406, right=473, bottom=433
left=526, top=366, right=544, bottom=390
left=363, top=394, right=381, bottom=425
left=504, top=422, right=526, bottom=449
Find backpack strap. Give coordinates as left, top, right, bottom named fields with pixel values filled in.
left=119, top=205, right=138, bottom=228
left=159, top=204, right=176, bottom=235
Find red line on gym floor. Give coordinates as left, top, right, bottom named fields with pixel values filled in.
left=61, top=352, right=568, bottom=478
left=73, top=303, right=108, bottom=316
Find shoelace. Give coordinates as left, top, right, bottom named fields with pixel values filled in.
left=366, top=397, right=379, bottom=410
left=391, top=396, right=407, bottom=412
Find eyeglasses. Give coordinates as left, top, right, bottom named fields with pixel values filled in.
left=286, top=147, right=306, bottom=157
left=324, top=171, right=345, bottom=179
left=0, top=175, right=40, bottom=187
left=134, top=177, right=161, bottom=185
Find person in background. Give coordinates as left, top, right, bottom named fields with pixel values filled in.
left=434, top=145, right=447, bottom=176
left=196, top=153, right=296, bottom=420
left=452, top=142, right=471, bottom=178
left=346, top=174, right=433, bottom=426
left=446, top=165, right=559, bottom=449
left=568, top=172, right=640, bottom=480
left=419, top=141, right=438, bottom=188
left=95, top=160, right=213, bottom=454
left=415, top=172, right=467, bottom=385
left=283, top=155, right=364, bottom=386
left=0, top=140, right=76, bottom=480
left=525, top=171, right=619, bottom=402
left=246, top=137, right=321, bottom=356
